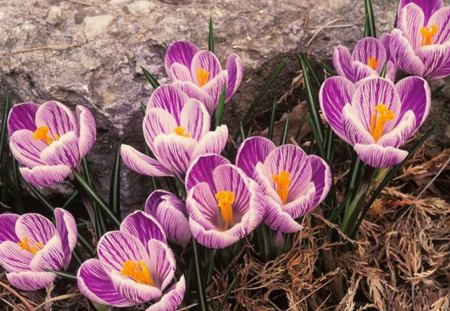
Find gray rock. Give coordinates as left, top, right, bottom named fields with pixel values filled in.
left=1, top=0, right=440, bottom=210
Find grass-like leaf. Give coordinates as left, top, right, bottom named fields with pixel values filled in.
left=214, top=89, right=226, bottom=129
left=268, top=99, right=277, bottom=140
left=141, top=66, right=160, bottom=89
left=192, top=239, right=208, bottom=311
left=109, top=146, right=121, bottom=219
left=208, top=17, right=214, bottom=53
left=364, top=0, right=377, bottom=37
left=240, top=58, right=288, bottom=127
left=0, top=91, right=11, bottom=163
left=280, top=114, right=290, bottom=145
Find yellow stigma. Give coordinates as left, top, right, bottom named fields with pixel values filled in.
left=216, top=190, right=235, bottom=228
left=196, top=68, right=210, bottom=87
left=369, top=104, right=395, bottom=142
left=17, top=237, right=44, bottom=255
left=420, top=25, right=438, bottom=46
left=367, top=56, right=378, bottom=70
left=32, top=126, right=59, bottom=145
left=273, top=171, right=291, bottom=204
left=173, top=126, right=190, bottom=138
left=120, top=260, right=154, bottom=286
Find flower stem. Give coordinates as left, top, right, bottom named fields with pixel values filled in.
left=53, top=271, right=77, bottom=281
left=72, top=170, right=121, bottom=227
left=192, top=239, right=208, bottom=311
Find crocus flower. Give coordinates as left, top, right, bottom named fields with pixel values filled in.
left=184, top=154, right=265, bottom=249
left=121, top=84, right=228, bottom=179
left=333, top=37, right=397, bottom=82
left=236, top=137, right=332, bottom=233
left=0, top=208, right=77, bottom=291
left=389, top=0, right=450, bottom=79
left=77, top=211, right=185, bottom=310
left=165, top=40, right=244, bottom=114
left=145, top=190, right=191, bottom=247
left=7, top=101, right=96, bottom=187
left=319, top=76, right=430, bottom=167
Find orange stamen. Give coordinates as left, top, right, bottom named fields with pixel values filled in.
left=216, top=191, right=235, bottom=229
left=420, top=25, right=438, bottom=46
left=17, top=237, right=44, bottom=255
left=120, top=260, right=154, bottom=286
left=196, top=68, right=210, bottom=87
left=173, top=126, right=190, bottom=138
left=369, top=104, right=395, bottom=142
left=272, top=171, right=291, bottom=204
left=367, top=56, right=378, bottom=70
left=32, top=126, right=59, bottom=145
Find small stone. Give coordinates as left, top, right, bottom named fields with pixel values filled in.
left=128, top=1, right=156, bottom=16
left=47, top=6, right=63, bottom=25
left=83, top=15, right=114, bottom=41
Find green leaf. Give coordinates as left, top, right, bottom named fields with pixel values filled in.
left=239, top=122, right=246, bottom=141
left=214, top=89, right=226, bottom=129
left=280, top=114, right=290, bottom=145
left=141, top=66, right=160, bottom=89
left=62, top=191, right=79, bottom=209
left=299, top=54, right=324, bottom=149
left=268, top=99, right=277, bottom=140
left=218, top=273, right=239, bottom=309
left=109, top=146, right=121, bottom=219
left=192, top=239, right=208, bottom=311
left=364, top=0, right=377, bottom=37
left=73, top=170, right=121, bottom=227
left=0, top=91, right=11, bottom=163
left=208, top=17, right=214, bottom=53
left=240, top=58, right=288, bottom=127
left=351, top=124, right=437, bottom=236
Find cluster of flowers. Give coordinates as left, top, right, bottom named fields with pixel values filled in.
left=0, top=0, right=447, bottom=309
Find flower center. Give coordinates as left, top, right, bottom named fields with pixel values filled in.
left=273, top=170, right=291, bottom=204
left=32, top=126, right=60, bottom=145
left=369, top=104, right=395, bottom=142
left=17, top=237, right=44, bottom=255
left=173, top=126, right=190, bottom=138
left=196, top=68, right=210, bottom=87
left=216, top=190, right=235, bottom=229
left=120, top=260, right=154, bottom=286
left=367, top=56, right=378, bottom=70
left=420, top=25, right=438, bottom=46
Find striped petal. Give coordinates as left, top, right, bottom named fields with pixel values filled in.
left=342, top=104, right=375, bottom=145
left=168, top=63, right=193, bottom=82
left=29, top=235, right=65, bottom=271
left=0, top=241, right=33, bottom=272
left=143, top=108, right=177, bottom=153
left=264, top=195, right=305, bottom=234
left=309, top=155, right=332, bottom=207
left=417, top=44, right=450, bottom=79
left=77, top=259, right=134, bottom=307
left=377, top=111, right=416, bottom=147
left=225, top=53, right=244, bottom=101
left=110, top=270, right=162, bottom=305
left=146, top=84, right=189, bottom=122
left=333, top=45, right=356, bottom=81
left=428, top=7, right=450, bottom=44
left=172, top=81, right=215, bottom=114
left=16, top=213, right=56, bottom=245
left=396, top=76, right=430, bottom=129
left=352, top=37, right=387, bottom=73
left=120, top=144, right=174, bottom=177
left=7, top=271, right=56, bottom=291
left=40, top=131, right=80, bottom=167
left=389, top=29, right=425, bottom=76
left=180, top=99, right=210, bottom=141
left=147, top=239, right=176, bottom=291
left=354, top=144, right=409, bottom=168
left=236, top=136, right=276, bottom=178
left=398, top=0, right=443, bottom=23
left=398, top=3, right=425, bottom=49
left=190, top=50, right=222, bottom=84
left=185, top=154, right=230, bottom=192
left=0, top=213, right=19, bottom=243
left=19, top=164, right=72, bottom=187
left=202, top=71, right=228, bottom=113
left=186, top=182, right=219, bottom=230
left=191, top=125, right=228, bottom=160
left=146, top=276, right=186, bottom=311
left=76, top=106, right=96, bottom=158
left=10, top=129, right=46, bottom=168
left=97, top=231, right=150, bottom=273
left=7, top=102, right=39, bottom=136
left=120, top=211, right=166, bottom=246
left=165, top=41, right=200, bottom=76
left=54, top=208, right=78, bottom=268
left=35, top=101, right=78, bottom=136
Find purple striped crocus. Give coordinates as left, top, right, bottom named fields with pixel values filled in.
left=77, top=211, right=185, bottom=310
left=319, top=76, right=431, bottom=167
left=333, top=37, right=397, bottom=82
left=121, top=85, right=228, bottom=179
left=7, top=101, right=96, bottom=187
left=145, top=190, right=191, bottom=248
left=0, top=208, right=77, bottom=291
left=389, top=0, right=450, bottom=79
left=236, top=137, right=332, bottom=233
left=184, top=154, right=265, bottom=249
left=165, top=41, right=244, bottom=114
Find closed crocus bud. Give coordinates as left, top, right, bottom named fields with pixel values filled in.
left=145, top=190, right=191, bottom=248
left=7, top=101, right=96, bottom=187
left=77, top=211, right=185, bottom=311
left=0, top=208, right=77, bottom=291
left=165, top=40, right=244, bottom=114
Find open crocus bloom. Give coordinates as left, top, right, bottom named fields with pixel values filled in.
left=121, top=85, right=228, bottom=179
left=184, top=154, right=265, bottom=249
left=77, top=211, right=185, bottom=310
left=165, top=40, right=244, bottom=114
left=236, top=137, right=332, bottom=233
left=145, top=190, right=191, bottom=248
left=333, top=37, right=397, bottom=82
left=0, top=208, right=77, bottom=291
left=7, top=101, right=96, bottom=187
left=320, top=76, right=430, bottom=167
left=390, top=0, right=450, bottom=79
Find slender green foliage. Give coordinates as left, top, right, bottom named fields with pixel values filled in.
left=280, top=114, right=290, bottom=145
left=214, top=89, right=226, bottom=129
left=141, top=66, right=160, bottom=89
left=268, top=99, right=277, bottom=140
left=364, top=0, right=377, bottom=37
left=109, top=147, right=122, bottom=219
left=192, top=239, right=208, bottom=311
left=208, top=17, right=215, bottom=53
